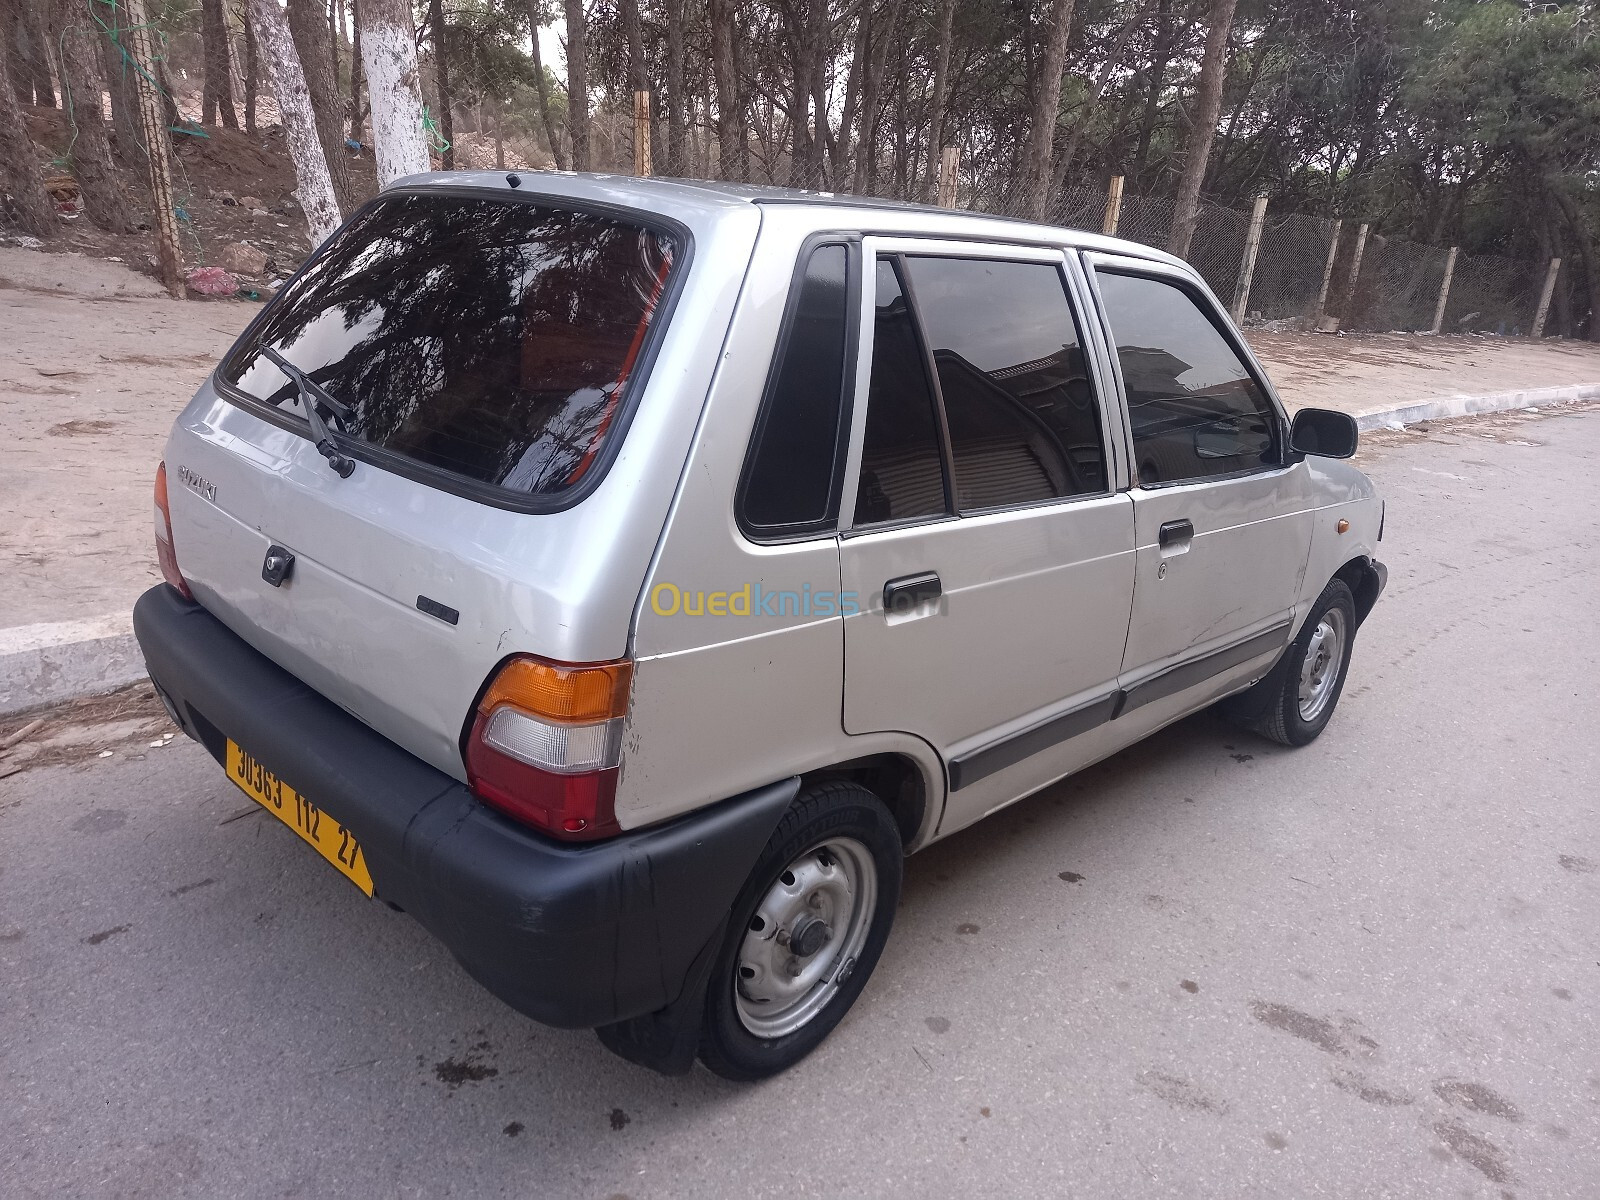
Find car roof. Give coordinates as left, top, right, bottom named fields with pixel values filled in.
left=389, top=170, right=1187, bottom=270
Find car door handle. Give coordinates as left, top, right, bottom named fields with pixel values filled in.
left=1158, top=519, right=1194, bottom=549
left=883, top=572, right=942, bottom=611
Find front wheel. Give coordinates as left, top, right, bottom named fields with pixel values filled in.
left=1232, top=578, right=1357, bottom=746
left=698, top=780, right=902, bottom=1081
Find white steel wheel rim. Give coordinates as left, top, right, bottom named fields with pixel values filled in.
left=734, top=837, right=877, bottom=1039
left=1297, top=607, right=1347, bottom=722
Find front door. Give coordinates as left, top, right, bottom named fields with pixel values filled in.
left=838, top=240, right=1136, bottom=835
left=1087, top=258, right=1313, bottom=709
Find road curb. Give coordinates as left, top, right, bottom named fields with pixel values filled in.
left=1348, top=381, right=1600, bottom=431
left=2, top=381, right=1596, bottom=718
left=0, top=615, right=146, bottom=718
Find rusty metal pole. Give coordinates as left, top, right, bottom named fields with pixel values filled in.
left=125, top=0, right=184, bottom=298
left=1230, top=193, right=1268, bottom=324
left=1101, top=175, right=1124, bottom=236
left=633, top=90, right=652, bottom=176
left=1531, top=257, right=1561, bottom=338
left=936, top=146, right=960, bottom=208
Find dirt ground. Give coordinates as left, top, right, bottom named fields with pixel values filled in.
left=13, top=105, right=378, bottom=288
left=5, top=250, right=1600, bottom=632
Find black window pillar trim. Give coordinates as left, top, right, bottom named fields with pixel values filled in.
left=734, top=231, right=864, bottom=543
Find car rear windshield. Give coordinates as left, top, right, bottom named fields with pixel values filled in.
left=222, top=192, right=680, bottom=500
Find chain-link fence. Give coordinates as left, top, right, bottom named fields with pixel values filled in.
left=485, top=111, right=1556, bottom=338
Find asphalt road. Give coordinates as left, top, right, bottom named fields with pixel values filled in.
left=3, top=407, right=1597, bottom=1199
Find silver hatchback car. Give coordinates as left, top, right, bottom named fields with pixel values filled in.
left=134, top=173, right=1386, bottom=1079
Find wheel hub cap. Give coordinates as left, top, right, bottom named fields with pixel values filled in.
left=734, top=838, right=877, bottom=1038
left=1297, top=607, right=1348, bottom=722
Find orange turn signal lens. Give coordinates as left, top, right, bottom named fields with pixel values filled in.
left=478, top=655, right=633, bottom=724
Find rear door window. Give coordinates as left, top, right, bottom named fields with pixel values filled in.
left=853, top=259, right=950, bottom=526
left=223, top=192, right=681, bottom=503
left=1094, top=270, right=1278, bottom=485
left=900, top=256, right=1106, bottom=509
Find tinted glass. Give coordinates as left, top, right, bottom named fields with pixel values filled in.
left=854, top=260, right=948, bottom=525
left=903, top=256, right=1105, bottom=509
left=1095, top=271, right=1277, bottom=485
left=740, top=244, right=851, bottom=533
left=224, top=193, right=678, bottom=498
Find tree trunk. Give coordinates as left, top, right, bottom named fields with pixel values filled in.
left=0, top=38, right=57, bottom=237
left=1131, top=0, right=1171, bottom=188
left=201, top=0, right=239, bottom=127
left=1550, top=183, right=1600, bottom=343
left=851, top=0, right=904, bottom=196
left=524, top=0, right=565, bottom=168
left=242, top=1, right=258, bottom=134
left=1166, top=0, right=1237, bottom=258
left=425, top=0, right=453, bottom=167
left=248, top=0, right=341, bottom=244
left=619, top=0, right=655, bottom=172
left=98, top=24, right=142, bottom=163
left=807, top=0, right=830, bottom=185
left=1017, top=0, right=1075, bottom=221
left=563, top=0, right=590, bottom=169
left=288, top=0, right=357, bottom=205
left=664, top=0, right=686, bottom=174
left=920, top=0, right=956, bottom=201
left=20, top=1, right=57, bottom=107
left=359, top=0, right=428, bottom=183
left=51, top=0, right=139, bottom=233
left=348, top=0, right=364, bottom=140
left=708, top=0, right=742, bottom=180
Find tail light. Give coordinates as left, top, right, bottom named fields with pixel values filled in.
left=464, top=655, right=633, bottom=840
left=154, top=462, right=193, bottom=600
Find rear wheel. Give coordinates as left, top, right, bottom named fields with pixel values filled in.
left=698, top=780, right=902, bottom=1081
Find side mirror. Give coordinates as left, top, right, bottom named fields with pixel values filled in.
left=1289, top=408, right=1359, bottom=459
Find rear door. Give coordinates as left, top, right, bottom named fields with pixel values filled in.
left=837, top=238, right=1135, bottom=836
left=1085, top=255, right=1313, bottom=712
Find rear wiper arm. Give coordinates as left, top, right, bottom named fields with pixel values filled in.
left=260, top=345, right=356, bottom=478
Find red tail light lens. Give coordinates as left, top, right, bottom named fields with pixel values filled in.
left=464, top=656, right=633, bottom=840
left=154, top=462, right=193, bottom=600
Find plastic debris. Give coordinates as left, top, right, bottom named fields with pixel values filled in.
left=185, top=266, right=239, bottom=296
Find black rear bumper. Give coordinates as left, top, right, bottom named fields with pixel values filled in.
left=133, top=585, right=795, bottom=1055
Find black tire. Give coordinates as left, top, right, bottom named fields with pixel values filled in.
left=698, top=780, right=902, bottom=1081
left=1231, top=578, right=1357, bottom=747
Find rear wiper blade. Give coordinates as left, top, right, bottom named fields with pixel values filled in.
left=260, top=345, right=356, bottom=478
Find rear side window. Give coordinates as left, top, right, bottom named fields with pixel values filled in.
left=738, top=243, right=853, bottom=536
left=1095, top=270, right=1278, bottom=485
left=223, top=193, right=680, bottom=502
left=901, top=256, right=1106, bottom=508
left=853, top=260, right=949, bottom=526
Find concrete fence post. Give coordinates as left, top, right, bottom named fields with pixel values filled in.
left=1230, top=194, right=1268, bottom=324
left=1329, top=222, right=1371, bottom=332
left=1102, top=175, right=1124, bottom=236
left=1431, top=246, right=1459, bottom=334
left=1314, top=219, right=1342, bottom=324
left=633, top=90, right=652, bottom=176
left=1531, top=257, right=1561, bottom=338
left=936, top=146, right=960, bottom=208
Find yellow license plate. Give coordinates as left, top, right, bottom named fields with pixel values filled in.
left=226, top=740, right=373, bottom=896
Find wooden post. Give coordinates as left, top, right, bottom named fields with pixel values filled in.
left=1230, top=193, right=1268, bottom=324
left=1430, top=246, right=1459, bottom=335
left=1531, top=257, right=1561, bottom=338
left=633, top=90, right=652, bottom=176
left=1101, top=175, right=1124, bottom=236
left=936, top=146, right=960, bottom=208
left=125, top=0, right=184, bottom=298
left=1314, top=219, right=1342, bottom=326
left=1328, top=221, right=1370, bottom=332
